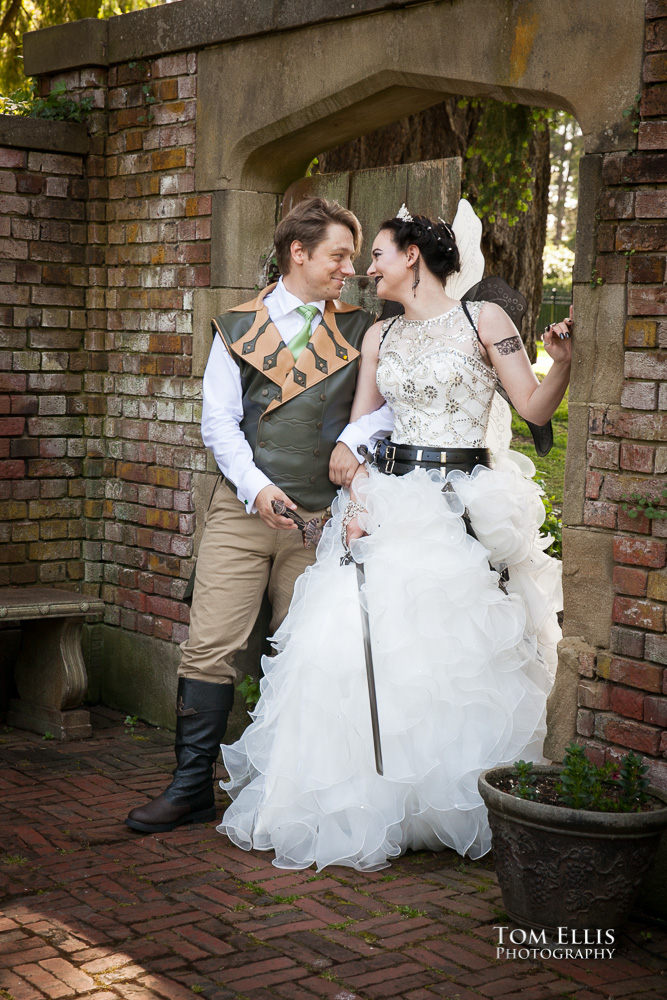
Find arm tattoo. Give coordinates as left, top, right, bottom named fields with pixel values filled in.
left=493, top=335, right=523, bottom=356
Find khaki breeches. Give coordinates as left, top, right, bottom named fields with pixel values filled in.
left=178, top=480, right=326, bottom=684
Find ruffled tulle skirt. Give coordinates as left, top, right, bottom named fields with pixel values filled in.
left=217, top=462, right=562, bottom=871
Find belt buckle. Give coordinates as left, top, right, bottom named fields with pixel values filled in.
left=384, top=443, right=396, bottom=474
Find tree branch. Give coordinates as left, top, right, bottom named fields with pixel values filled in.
left=0, top=0, right=24, bottom=44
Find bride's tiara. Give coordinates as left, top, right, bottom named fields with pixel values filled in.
left=395, top=204, right=456, bottom=244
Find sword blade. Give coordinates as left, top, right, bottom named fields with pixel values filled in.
left=355, top=560, right=384, bottom=776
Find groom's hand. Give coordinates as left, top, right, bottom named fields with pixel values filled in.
left=329, top=442, right=359, bottom=488
left=256, top=485, right=299, bottom=530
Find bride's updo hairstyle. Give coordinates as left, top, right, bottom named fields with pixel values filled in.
left=379, top=213, right=460, bottom=283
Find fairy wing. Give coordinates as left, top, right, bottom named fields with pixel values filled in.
left=444, top=199, right=485, bottom=301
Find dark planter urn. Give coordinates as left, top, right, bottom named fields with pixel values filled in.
left=478, top=765, right=667, bottom=933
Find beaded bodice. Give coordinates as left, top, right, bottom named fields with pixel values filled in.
left=376, top=302, right=497, bottom=448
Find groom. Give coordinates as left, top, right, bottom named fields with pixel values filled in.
left=126, top=197, right=384, bottom=833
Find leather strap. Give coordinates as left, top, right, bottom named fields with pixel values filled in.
left=375, top=439, right=491, bottom=476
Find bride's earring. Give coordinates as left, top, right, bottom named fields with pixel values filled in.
left=411, top=257, right=420, bottom=297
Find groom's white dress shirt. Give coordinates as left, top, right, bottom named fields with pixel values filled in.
left=201, top=278, right=394, bottom=513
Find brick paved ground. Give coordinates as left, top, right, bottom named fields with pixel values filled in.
left=1, top=709, right=665, bottom=1000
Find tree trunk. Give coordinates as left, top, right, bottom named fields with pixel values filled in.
left=318, top=98, right=482, bottom=174
left=318, top=98, right=549, bottom=360
left=478, top=122, right=550, bottom=361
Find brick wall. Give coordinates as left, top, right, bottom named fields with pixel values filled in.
left=576, top=0, right=667, bottom=787
left=26, top=54, right=211, bottom=646
left=0, top=138, right=90, bottom=588
left=2, top=3, right=666, bottom=780
left=71, top=53, right=211, bottom=644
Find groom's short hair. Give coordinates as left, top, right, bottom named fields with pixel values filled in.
left=274, top=197, right=362, bottom=275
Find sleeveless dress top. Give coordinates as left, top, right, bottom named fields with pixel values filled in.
left=217, top=299, right=563, bottom=871
left=377, top=301, right=495, bottom=448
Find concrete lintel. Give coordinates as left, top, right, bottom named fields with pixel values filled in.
left=23, top=0, right=433, bottom=74
left=196, top=0, right=645, bottom=192
left=0, top=114, right=89, bottom=155
left=23, top=17, right=108, bottom=76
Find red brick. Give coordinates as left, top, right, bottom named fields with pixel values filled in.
left=613, top=565, right=648, bottom=596
left=0, top=415, right=25, bottom=435
left=146, top=595, right=182, bottom=620
left=628, top=285, right=667, bottom=315
left=148, top=466, right=179, bottom=488
left=592, top=254, right=626, bottom=286
left=640, top=83, right=667, bottom=118
left=577, top=707, right=595, bottom=737
left=624, top=319, right=657, bottom=349
left=609, top=655, right=664, bottom=692
left=604, top=409, right=667, bottom=440
left=638, top=121, right=667, bottom=150
left=618, top=505, right=653, bottom=534
left=151, top=148, right=187, bottom=171
left=587, top=440, right=619, bottom=469
left=38, top=958, right=95, bottom=993
left=0, top=149, right=26, bottom=169
left=610, top=686, right=645, bottom=720
left=0, top=459, right=25, bottom=478
left=629, top=257, right=666, bottom=288
left=585, top=468, right=603, bottom=499
left=146, top=508, right=179, bottom=531
left=612, top=596, right=664, bottom=631
left=616, top=221, right=667, bottom=251
left=619, top=443, right=655, bottom=473
left=578, top=680, right=612, bottom=710
left=583, top=501, right=616, bottom=528
left=153, top=617, right=173, bottom=640
left=647, top=17, right=667, bottom=51
left=644, top=695, right=667, bottom=727
left=598, top=190, right=635, bottom=220
left=603, top=717, right=661, bottom=755
left=620, top=380, right=657, bottom=412
left=116, top=587, right=147, bottom=612
left=613, top=536, right=666, bottom=567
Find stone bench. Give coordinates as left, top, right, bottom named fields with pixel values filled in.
left=1, top=588, right=104, bottom=740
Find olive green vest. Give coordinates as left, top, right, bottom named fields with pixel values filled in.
left=213, top=286, right=375, bottom=510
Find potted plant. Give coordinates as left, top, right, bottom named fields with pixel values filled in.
left=478, top=744, right=667, bottom=933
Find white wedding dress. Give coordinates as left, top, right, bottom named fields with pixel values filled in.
left=218, top=302, right=562, bottom=871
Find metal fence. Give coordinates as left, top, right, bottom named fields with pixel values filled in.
left=538, top=290, right=572, bottom=335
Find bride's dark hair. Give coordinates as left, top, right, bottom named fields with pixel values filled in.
left=379, top=213, right=460, bottom=282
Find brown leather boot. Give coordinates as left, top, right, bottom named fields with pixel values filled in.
left=125, top=677, right=234, bottom=833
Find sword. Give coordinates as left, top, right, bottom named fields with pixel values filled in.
left=342, top=547, right=384, bottom=775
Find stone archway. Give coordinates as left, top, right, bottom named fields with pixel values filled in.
left=190, top=0, right=645, bottom=756
left=10, top=0, right=665, bottom=814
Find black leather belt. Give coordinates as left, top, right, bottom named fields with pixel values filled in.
left=374, top=439, right=491, bottom=476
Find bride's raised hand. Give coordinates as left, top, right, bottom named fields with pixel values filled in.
left=543, top=305, right=573, bottom=365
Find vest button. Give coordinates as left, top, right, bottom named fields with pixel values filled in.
left=320, top=393, right=326, bottom=401
left=310, top=476, right=316, bottom=483
left=262, top=388, right=269, bottom=396
left=259, top=441, right=266, bottom=447
left=313, top=449, right=320, bottom=457
left=316, top=421, right=323, bottom=429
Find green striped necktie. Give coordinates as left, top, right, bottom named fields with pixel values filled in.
left=290, top=304, right=319, bottom=361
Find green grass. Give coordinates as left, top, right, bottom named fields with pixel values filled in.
left=510, top=345, right=568, bottom=507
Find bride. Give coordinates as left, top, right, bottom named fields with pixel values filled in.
left=217, top=204, right=572, bottom=871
